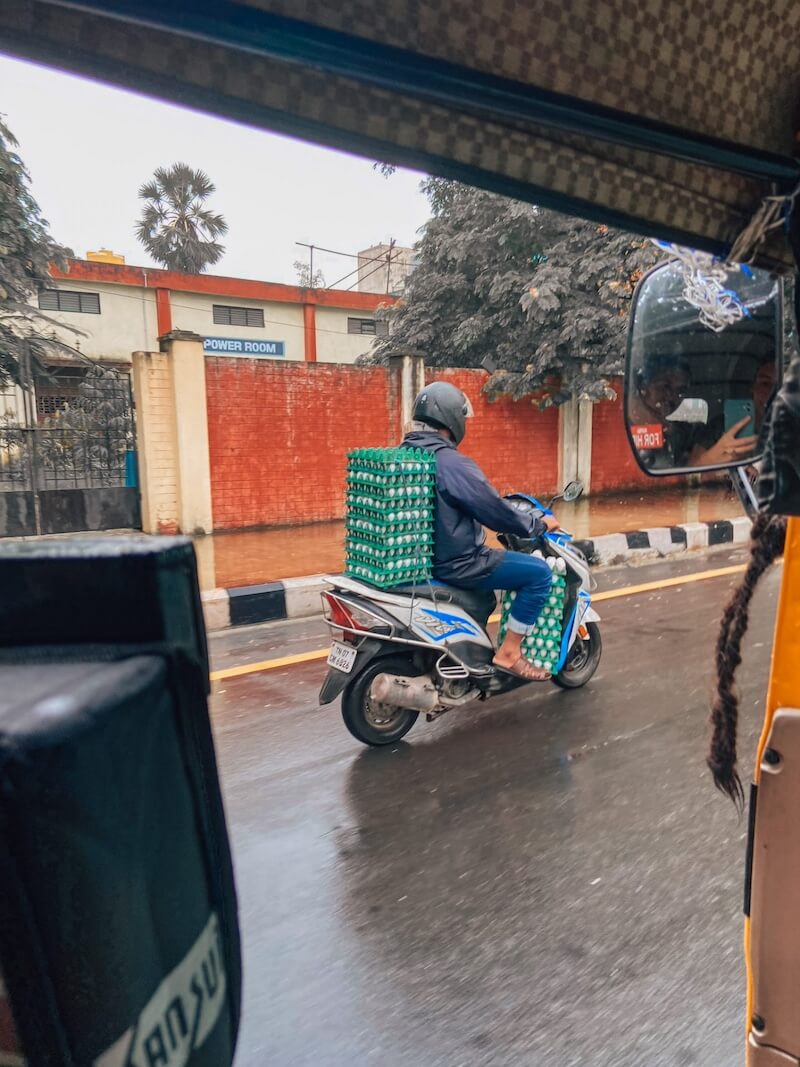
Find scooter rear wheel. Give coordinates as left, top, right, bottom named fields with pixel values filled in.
left=551, top=623, right=602, bottom=689
left=341, top=654, right=421, bottom=746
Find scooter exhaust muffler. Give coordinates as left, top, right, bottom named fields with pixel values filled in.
left=371, top=673, right=440, bottom=712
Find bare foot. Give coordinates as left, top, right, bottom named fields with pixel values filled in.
left=492, top=656, right=550, bottom=681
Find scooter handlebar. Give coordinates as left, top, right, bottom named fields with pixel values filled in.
left=498, top=531, right=542, bottom=552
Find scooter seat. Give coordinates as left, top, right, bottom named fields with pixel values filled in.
left=388, top=582, right=497, bottom=628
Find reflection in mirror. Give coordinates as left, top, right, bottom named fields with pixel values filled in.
left=625, top=261, right=781, bottom=475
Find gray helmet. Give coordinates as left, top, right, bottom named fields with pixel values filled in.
left=412, top=381, right=474, bottom=444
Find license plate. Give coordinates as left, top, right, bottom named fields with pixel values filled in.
left=327, top=641, right=357, bottom=673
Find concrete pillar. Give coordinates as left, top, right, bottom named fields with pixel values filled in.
left=165, top=331, right=214, bottom=535
left=131, top=330, right=214, bottom=535
left=193, top=531, right=217, bottom=592
left=390, top=352, right=426, bottom=435
left=558, top=398, right=593, bottom=493
left=131, top=349, right=180, bottom=535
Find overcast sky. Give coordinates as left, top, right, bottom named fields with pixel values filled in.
left=0, top=54, right=431, bottom=286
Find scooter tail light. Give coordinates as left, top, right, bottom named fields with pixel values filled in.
left=322, top=593, right=376, bottom=640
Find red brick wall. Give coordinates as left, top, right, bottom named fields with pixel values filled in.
left=206, top=365, right=669, bottom=531
left=206, top=360, right=400, bottom=529
left=426, top=369, right=560, bottom=497
left=590, top=383, right=653, bottom=492
left=590, top=380, right=682, bottom=492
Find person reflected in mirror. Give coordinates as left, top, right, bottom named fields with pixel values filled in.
left=689, top=419, right=757, bottom=466
left=629, top=353, right=714, bottom=469
left=701, top=355, right=777, bottom=469
left=630, top=352, right=757, bottom=468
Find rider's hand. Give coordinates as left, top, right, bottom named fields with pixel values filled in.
left=693, top=418, right=757, bottom=466
left=542, top=515, right=560, bottom=532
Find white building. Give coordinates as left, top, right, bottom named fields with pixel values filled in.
left=32, top=255, right=399, bottom=368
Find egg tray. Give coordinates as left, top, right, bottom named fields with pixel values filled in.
left=344, top=559, right=433, bottom=588
left=345, top=446, right=436, bottom=587
left=345, top=526, right=434, bottom=549
left=345, top=493, right=434, bottom=519
left=347, top=447, right=436, bottom=475
left=497, top=576, right=568, bottom=674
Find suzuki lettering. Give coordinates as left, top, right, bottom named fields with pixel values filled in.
left=414, top=608, right=481, bottom=642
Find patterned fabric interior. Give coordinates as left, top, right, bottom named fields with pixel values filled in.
left=3, top=0, right=799, bottom=266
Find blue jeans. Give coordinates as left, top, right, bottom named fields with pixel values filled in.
left=473, top=551, right=552, bottom=634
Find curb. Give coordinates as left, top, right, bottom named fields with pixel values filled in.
left=201, top=517, right=752, bottom=632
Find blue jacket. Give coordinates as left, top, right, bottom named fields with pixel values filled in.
left=401, top=430, right=544, bottom=585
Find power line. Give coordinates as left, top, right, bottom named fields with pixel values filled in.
left=295, top=241, right=401, bottom=266
left=298, top=239, right=402, bottom=291
left=345, top=239, right=396, bottom=293
left=329, top=253, right=391, bottom=291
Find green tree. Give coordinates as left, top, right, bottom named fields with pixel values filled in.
left=0, top=116, right=70, bottom=385
left=374, top=178, right=661, bottom=404
left=136, top=163, right=228, bottom=273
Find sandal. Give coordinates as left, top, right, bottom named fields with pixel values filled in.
left=492, top=657, right=551, bottom=682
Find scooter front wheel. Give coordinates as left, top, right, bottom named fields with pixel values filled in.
left=341, top=654, right=421, bottom=746
left=551, top=623, right=602, bottom=689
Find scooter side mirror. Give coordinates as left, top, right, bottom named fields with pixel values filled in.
left=562, top=480, right=584, bottom=503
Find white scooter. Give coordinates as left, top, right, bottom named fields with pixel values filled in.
left=319, top=481, right=601, bottom=746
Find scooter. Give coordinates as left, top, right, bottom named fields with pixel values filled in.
left=319, top=480, right=601, bottom=746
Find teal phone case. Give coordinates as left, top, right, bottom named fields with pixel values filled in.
left=724, top=398, right=755, bottom=438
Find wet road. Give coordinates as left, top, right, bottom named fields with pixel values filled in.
left=209, top=548, right=779, bottom=1066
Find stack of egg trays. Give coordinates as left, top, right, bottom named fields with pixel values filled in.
left=497, top=562, right=568, bottom=673
left=344, top=447, right=436, bottom=588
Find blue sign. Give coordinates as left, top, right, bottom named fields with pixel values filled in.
left=203, top=336, right=285, bottom=357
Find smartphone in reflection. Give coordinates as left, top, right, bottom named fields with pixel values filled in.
left=724, top=398, right=755, bottom=438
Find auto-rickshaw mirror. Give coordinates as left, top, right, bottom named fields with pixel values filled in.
left=624, top=261, right=782, bottom=476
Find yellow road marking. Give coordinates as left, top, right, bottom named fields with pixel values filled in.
left=210, top=562, right=749, bottom=682
left=485, top=562, right=747, bottom=623
left=591, top=563, right=747, bottom=601
left=211, top=648, right=330, bottom=680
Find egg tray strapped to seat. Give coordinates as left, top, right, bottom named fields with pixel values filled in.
left=344, top=448, right=436, bottom=589
left=497, top=553, right=569, bottom=674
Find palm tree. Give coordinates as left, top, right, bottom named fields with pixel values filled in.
left=135, top=163, right=228, bottom=273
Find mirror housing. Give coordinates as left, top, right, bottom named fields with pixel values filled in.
left=562, top=480, right=584, bottom=503
left=624, top=261, right=782, bottom=477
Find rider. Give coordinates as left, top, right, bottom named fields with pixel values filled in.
left=402, top=381, right=559, bottom=681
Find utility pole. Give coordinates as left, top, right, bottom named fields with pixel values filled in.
left=385, top=238, right=396, bottom=295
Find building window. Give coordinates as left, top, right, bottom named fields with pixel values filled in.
left=37, top=394, right=73, bottom=418
left=38, top=289, right=101, bottom=314
left=347, top=317, right=388, bottom=336
left=212, top=304, right=265, bottom=328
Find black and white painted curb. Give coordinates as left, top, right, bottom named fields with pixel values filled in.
left=201, top=516, right=752, bottom=631
left=571, top=515, right=752, bottom=566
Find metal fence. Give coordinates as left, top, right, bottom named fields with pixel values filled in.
left=0, top=371, right=136, bottom=492
left=0, top=415, right=28, bottom=489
